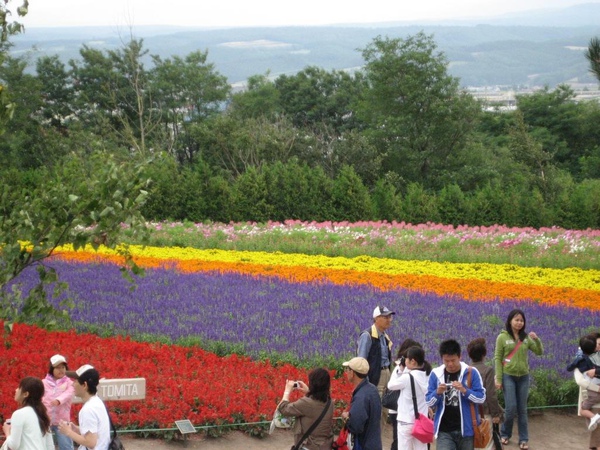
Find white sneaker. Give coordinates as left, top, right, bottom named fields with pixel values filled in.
left=589, top=413, right=600, bottom=431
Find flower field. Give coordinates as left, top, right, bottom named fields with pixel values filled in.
left=2, top=221, right=600, bottom=431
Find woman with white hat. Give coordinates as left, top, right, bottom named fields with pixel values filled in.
left=42, top=354, right=74, bottom=450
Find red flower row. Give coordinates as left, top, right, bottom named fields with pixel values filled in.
left=0, top=323, right=353, bottom=429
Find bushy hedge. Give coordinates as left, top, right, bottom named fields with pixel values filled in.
left=141, top=158, right=600, bottom=229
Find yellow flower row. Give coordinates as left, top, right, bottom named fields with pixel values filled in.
left=56, top=244, right=600, bottom=292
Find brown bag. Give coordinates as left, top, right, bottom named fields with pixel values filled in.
left=467, top=368, right=493, bottom=449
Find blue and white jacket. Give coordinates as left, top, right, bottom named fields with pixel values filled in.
left=425, top=361, right=486, bottom=438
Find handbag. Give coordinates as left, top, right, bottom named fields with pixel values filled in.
left=467, top=368, right=493, bottom=450
left=105, top=405, right=125, bottom=450
left=331, top=425, right=350, bottom=450
left=408, top=373, right=434, bottom=444
left=492, top=422, right=503, bottom=450
left=382, top=387, right=400, bottom=410
left=291, top=398, right=332, bottom=450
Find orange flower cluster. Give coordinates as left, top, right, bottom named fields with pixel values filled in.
left=54, top=251, right=600, bottom=310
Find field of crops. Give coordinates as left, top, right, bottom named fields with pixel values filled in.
left=1, top=221, right=599, bottom=431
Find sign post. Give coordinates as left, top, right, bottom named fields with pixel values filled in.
left=72, top=378, right=146, bottom=403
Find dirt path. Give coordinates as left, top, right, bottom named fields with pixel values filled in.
left=118, top=411, right=591, bottom=449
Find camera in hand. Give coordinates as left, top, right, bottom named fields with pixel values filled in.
left=293, top=382, right=299, bottom=388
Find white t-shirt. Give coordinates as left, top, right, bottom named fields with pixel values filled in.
left=6, top=406, right=54, bottom=450
left=78, top=395, right=110, bottom=450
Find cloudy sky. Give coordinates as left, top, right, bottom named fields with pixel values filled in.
left=15, top=0, right=595, bottom=28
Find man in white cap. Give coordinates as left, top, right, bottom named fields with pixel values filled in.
left=341, top=357, right=382, bottom=450
left=58, top=364, right=110, bottom=450
left=358, top=306, right=395, bottom=394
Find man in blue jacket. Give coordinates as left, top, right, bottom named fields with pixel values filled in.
left=341, top=357, right=382, bottom=450
left=426, top=339, right=486, bottom=450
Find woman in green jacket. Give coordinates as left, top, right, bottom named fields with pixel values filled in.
left=494, top=309, right=543, bottom=450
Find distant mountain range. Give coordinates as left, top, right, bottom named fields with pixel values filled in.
left=10, top=2, right=600, bottom=88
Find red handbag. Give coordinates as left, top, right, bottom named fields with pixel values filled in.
left=332, top=425, right=349, bottom=450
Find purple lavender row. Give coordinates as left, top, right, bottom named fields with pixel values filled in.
left=11, top=259, right=599, bottom=377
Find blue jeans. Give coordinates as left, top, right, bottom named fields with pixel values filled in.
left=501, top=373, right=530, bottom=443
left=51, top=425, right=74, bottom=450
left=436, top=430, right=474, bottom=450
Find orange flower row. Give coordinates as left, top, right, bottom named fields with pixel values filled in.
left=54, top=251, right=600, bottom=310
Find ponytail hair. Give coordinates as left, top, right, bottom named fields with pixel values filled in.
left=18, top=377, right=51, bottom=436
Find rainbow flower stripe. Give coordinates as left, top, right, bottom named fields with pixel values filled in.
left=54, top=245, right=600, bottom=310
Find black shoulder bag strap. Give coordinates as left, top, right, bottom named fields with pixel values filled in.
left=409, top=373, right=421, bottom=419
left=292, top=398, right=332, bottom=450
left=86, top=404, right=118, bottom=450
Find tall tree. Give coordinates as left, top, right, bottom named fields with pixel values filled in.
left=274, top=66, right=365, bottom=133
left=586, top=36, right=600, bottom=84
left=150, top=50, right=231, bottom=163
left=0, top=0, right=27, bottom=129
left=358, top=32, right=480, bottom=189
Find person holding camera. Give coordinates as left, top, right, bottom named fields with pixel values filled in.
left=277, top=368, right=334, bottom=450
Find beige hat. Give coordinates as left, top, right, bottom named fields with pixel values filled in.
left=50, top=354, right=67, bottom=367
left=342, top=357, right=369, bottom=375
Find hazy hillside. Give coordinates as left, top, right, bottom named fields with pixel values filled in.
left=10, top=3, right=600, bottom=87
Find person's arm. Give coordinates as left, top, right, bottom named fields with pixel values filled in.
left=357, top=331, right=371, bottom=359
left=44, top=430, right=55, bottom=450
left=494, top=334, right=505, bottom=388
left=56, top=379, right=75, bottom=406
left=346, top=396, right=368, bottom=435
left=484, top=367, right=503, bottom=421
left=575, top=368, right=600, bottom=392
left=58, top=420, right=98, bottom=449
left=425, top=373, right=441, bottom=407
left=465, top=368, right=486, bottom=404
left=387, top=366, right=409, bottom=391
left=527, top=332, right=543, bottom=355
left=5, top=412, right=23, bottom=450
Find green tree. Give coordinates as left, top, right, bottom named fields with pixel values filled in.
left=150, top=50, right=231, bottom=163
left=1, top=152, right=150, bottom=328
left=0, top=0, right=27, bottom=129
left=274, top=66, right=365, bottom=133
left=586, top=37, right=600, bottom=84
left=331, top=165, right=373, bottom=221
left=359, top=32, right=480, bottom=189
left=228, top=72, right=281, bottom=120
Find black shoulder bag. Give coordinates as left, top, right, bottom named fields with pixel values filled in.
left=106, top=405, right=125, bottom=450
left=291, top=398, right=332, bottom=450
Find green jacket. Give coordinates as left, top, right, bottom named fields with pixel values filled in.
left=494, top=329, right=543, bottom=380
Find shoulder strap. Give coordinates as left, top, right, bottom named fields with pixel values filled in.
left=104, top=403, right=118, bottom=441
left=504, top=338, right=524, bottom=363
left=466, top=367, right=484, bottom=420
left=409, top=373, right=420, bottom=419
left=292, top=398, right=332, bottom=450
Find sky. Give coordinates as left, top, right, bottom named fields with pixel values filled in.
left=14, top=0, right=595, bottom=29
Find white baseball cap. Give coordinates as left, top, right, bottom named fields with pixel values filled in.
left=373, top=305, right=395, bottom=318
left=50, top=354, right=67, bottom=367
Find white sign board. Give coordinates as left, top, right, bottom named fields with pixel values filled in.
left=73, top=378, right=146, bottom=403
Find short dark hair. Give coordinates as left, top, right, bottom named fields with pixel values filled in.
left=580, top=336, right=597, bottom=356
left=77, top=368, right=100, bottom=395
left=467, top=338, right=487, bottom=363
left=439, top=339, right=461, bottom=358
left=406, top=346, right=425, bottom=365
left=307, top=368, right=331, bottom=403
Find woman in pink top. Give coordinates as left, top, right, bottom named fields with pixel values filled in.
left=42, top=354, right=74, bottom=450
